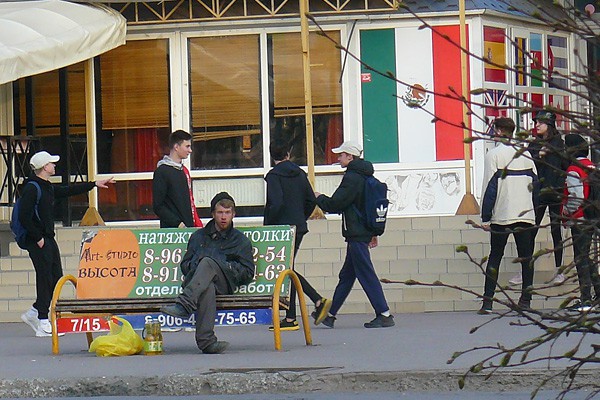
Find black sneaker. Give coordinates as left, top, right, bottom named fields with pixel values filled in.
left=160, top=303, right=190, bottom=318
left=517, top=297, right=531, bottom=310
left=364, top=314, right=395, bottom=328
left=313, top=298, right=332, bottom=325
left=322, top=315, right=336, bottom=328
left=202, top=341, right=229, bottom=354
left=477, top=299, right=493, bottom=315
left=269, top=319, right=299, bottom=331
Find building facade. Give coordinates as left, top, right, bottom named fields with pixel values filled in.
left=0, top=0, right=593, bottom=322
left=0, top=0, right=585, bottom=224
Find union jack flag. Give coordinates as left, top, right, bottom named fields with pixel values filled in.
left=483, top=89, right=509, bottom=136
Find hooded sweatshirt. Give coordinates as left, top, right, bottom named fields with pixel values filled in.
left=18, top=175, right=96, bottom=245
left=264, top=160, right=316, bottom=235
left=153, top=156, right=195, bottom=228
left=316, top=158, right=374, bottom=242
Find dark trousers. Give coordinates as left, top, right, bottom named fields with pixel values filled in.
left=570, top=224, right=600, bottom=303
left=27, top=237, right=62, bottom=320
left=483, top=223, right=534, bottom=301
left=330, top=241, right=389, bottom=316
left=286, top=232, right=322, bottom=320
left=531, top=203, right=563, bottom=270
left=177, top=258, right=230, bottom=351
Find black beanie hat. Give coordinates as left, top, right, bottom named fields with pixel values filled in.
left=211, top=192, right=235, bottom=211
left=565, top=134, right=589, bottom=158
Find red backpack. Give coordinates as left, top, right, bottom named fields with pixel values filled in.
left=563, top=158, right=594, bottom=219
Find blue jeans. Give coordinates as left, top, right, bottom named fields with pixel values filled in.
left=330, top=241, right=389, bottom=316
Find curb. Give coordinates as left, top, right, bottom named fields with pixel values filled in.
left=0, top=369, right=593, bottom=398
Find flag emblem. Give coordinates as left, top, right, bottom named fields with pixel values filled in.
left=401, top=83, right=430, bottom=108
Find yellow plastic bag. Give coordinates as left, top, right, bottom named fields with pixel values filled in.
left=89, top=317, right=144, bottom=357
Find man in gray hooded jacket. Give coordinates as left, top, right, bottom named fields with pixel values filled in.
left=153, top=130, right=202, bottom=228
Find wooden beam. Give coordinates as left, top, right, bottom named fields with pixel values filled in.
left=456, top=0, right=480, bottom=215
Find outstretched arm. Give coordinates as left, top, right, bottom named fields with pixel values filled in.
left=95, top=177, right=116, bottom=188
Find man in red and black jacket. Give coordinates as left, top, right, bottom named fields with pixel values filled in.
left=561, top=134, right=600, bottom=311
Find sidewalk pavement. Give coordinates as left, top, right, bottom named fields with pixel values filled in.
left=0, top=311, right=595, bottom=397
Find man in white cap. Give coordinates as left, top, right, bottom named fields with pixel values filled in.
left=315, top=141, right=394, bottom=329
left=19, top=151, right=114, bottom=337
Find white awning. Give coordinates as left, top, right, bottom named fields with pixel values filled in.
left=0, top=0, right=126, bottom=85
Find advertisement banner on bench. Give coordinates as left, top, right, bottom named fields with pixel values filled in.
left=75, top=226, right=295, bottom=299
left=56, top=308, right=273, bottom=334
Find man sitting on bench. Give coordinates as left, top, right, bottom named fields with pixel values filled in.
left=161, top=192, right=255, bottom=354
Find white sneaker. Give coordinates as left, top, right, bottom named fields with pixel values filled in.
left=21, top=307, right=39, bottom=334
left=36, top=319, right=64, bottom=337
left=36, top=319, right=53, bottom=337
left=552, top=273, right=565, bottom=284
left=508, top=272, right=523, bottom=285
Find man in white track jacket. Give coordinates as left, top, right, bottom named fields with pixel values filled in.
left=478, top=117, right=539, bottom=314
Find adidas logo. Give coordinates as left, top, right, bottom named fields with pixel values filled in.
left=376, top=204, right=388, bottom=221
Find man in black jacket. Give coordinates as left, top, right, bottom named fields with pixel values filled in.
left=153, top=130, right=203, bottom=228
left=19, top=151, right=114, bottom=337
left=161, top=192, right=255, bottom=354
left=315, top=141, right=394, bottom=329
left=264, top=140, right=331, bottom=331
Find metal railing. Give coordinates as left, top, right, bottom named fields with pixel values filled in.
left=98, top=0, right=399, bottom=25
left=0, top=135, right=39, bottom=206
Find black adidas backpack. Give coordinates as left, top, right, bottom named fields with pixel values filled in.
left=353, top=175, right=389, bottom=236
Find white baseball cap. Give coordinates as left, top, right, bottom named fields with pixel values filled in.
left=30, top=151, right=60, bottom=170
left=331, top=141, right=362, bottom=157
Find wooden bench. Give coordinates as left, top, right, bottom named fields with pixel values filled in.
left=50, top=226, right=312, bottom=354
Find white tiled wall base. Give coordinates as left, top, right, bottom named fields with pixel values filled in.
left=0, top=216, right=577, bottom=322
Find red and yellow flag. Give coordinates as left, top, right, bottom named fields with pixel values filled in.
left=483, top=26, right=506, bottom=83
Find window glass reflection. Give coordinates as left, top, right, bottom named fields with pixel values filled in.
left=189, top=35, right=262, bottom=169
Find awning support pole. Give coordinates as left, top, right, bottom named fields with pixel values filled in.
left=300, top=0, right=325, bottom=219
left=456, top=0, right=480, bottom=215
left=300, top=0, right=315, bottom=186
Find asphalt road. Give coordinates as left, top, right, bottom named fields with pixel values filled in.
left=0, top=312, right=598, bottom=398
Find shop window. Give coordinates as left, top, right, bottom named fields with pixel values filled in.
left=13, top=64, right=89, bottom=221
left=514, top=35, right=528, bottom=86
left=269, top=31, right=343, bottom=166
left=96, top=39, right=171, bottom=221
left=15, top=64, right=87, bottom=174
left=98, top=179, right=156, bottom=222
left=547, top=35, right=568, bottom=89
left=188, top=35, right=262, bottom=169
left=97, top=39, right=171, bottom=175
left=510, top=30, right=570, bottom=132
left=483, top=26, right=506, bottom=84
